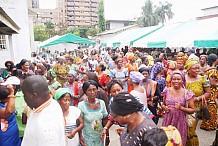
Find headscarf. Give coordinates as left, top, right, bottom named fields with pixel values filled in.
left=170, top=70, right=186, bottom=87
left=110, top=92, right=144, bottom=116
left=54, top=88, right=71, bottom=100
left=205, top=68, right=218, bottom=78
left=177, top=52, right=185, bottom=57
left=153, top=62, right=163, bottom=76
left=130, top=71, right=145, bottom=84
left=184, top=58, right=199, bottom=71
left=48, top=69, right=56, bottom=78
left=176, top=56, right=188, bottom=65
left=127, top=53, right=134, bottom=61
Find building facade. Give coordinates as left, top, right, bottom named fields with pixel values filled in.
left=66, top=0, right=99, bottom=27
left=30, top=8, right=59, bottom=26
left=0, top=0, right=32, bottom=68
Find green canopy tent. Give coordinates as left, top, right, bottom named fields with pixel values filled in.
left=103, top=25, right=163, bottom=47
left=146, top=17, right=218, bottom=48
left=132, top=23, right=182, bottom=47
left=39, top=33, right=96, bottom=48
left=194, top=30, right=218, bottom=48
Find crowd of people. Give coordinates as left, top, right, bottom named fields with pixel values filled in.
left=0, top=47, right=217, bottom=146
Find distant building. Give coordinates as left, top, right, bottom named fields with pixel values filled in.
left=196, top=6, right=218, bottom=20
left=65, top=0, right=99, bottom=27
left=27, top=0, right=39, bottom=8
left=29, top=8, right=59, bottom=26
left=105, top=20, right=136, bottom=30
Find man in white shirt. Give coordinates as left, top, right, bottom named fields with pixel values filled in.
left=21, top=75, right=65, bottom=146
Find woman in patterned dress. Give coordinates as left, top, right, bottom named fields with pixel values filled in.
left=53, top=57, right=69, bottom=86
left=185, top=58, right=211, bottom=146
left=161, top=71, right=195, bottom=145
left=78, top=80, right=108, bottom=146
left=201, top=54, right=218, bottom=131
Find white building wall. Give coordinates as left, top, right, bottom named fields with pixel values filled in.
left=110, top=22, right=124, bottom=30
left=0, top=0, right=31, bottom=68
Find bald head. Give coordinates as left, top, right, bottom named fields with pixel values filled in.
left=21, top=75, right=50, bottom=109
left=22, top=75, right=49, bottom=96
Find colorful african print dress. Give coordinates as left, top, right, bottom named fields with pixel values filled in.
left=53, top=63, right=69, bottom=86
left=186, top=75, right=210, bottom=146
left=78, top=99, right=108, bottom=146
left=200, top=68, right=218, bottom=131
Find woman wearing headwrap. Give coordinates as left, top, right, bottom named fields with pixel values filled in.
left=78, top=80, right=108, bottom=146
left=201, top=54, right=218, bottom=131
left=152, top=62, right=166, bottom=92
left=46, top=69, right=61, bottom=93
left=161, top=71, right=195, bottom=146
left=125, top=54, right=138, bottom=93
left=185, top=58, right=211, bottom=146
left=166, top=61, right=179, bottom=87
left=139, top=67, right=161, bottom=124
left=129, top=71, right=153, bottom=118
left=176, top=56, right=188, bottom=74
left=54, top=88, right=84, bottom=146
left=110, top=92, right=157, bottom=146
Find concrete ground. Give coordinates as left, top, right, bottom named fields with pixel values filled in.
left=108, top=117, right=216, bottom=146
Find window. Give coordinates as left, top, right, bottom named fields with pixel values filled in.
left=0, top=35, right=7, bottom=50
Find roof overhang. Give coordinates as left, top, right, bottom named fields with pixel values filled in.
left=0, top=7, right=20, bottom=35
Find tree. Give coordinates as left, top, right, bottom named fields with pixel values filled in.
left=97, top=0, right=105, bottom=32
left=138, top=0, right=159, bottom=27
left=34, top=25, right=49, bottom=41
left=138, top=0, right=174, bottom=27
left=156, top=2, right=174, bottom=24
left=44, top=20, right=55, bottom=37
left=87, top=27, right=98, bottom=37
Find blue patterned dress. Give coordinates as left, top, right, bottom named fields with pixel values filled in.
left=0, top=103, right=21, bottom=146
left=78, top=99, right=108, bottom=146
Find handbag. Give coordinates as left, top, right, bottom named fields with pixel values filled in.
left=202, top=96, right=211, bottom=120
left=185, top=89, right=196, bottom=127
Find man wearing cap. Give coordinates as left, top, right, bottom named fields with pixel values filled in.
left=21, top=75, right=65, bottom=146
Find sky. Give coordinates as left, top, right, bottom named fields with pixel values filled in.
left=39, top=0, right=218, bottom=22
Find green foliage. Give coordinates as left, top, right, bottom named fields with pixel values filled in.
left=34, top=25, right=49, bottom=41
left=44, top=20, right=55, bottom=37
left=97, top=0, right=105, bottom=32
left=138, top=0, right=174, bottom=27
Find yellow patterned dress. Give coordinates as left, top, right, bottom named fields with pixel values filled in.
left=200, top=68, right=218, bottom=131
left=186, top=75, right=210, bottom=146
left=53, top=64, right=69, bottom=86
